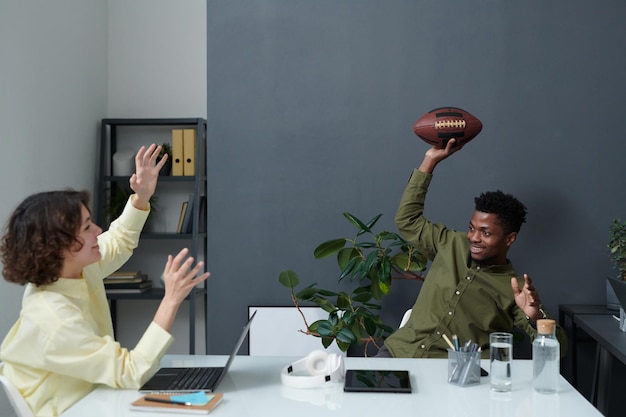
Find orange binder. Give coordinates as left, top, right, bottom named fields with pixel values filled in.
left=183, top=129, right=196, bottom=176
left=172, top=129, right=184, bottom=176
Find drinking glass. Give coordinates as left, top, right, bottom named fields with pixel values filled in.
left=489, top=332, right=513, bottom=392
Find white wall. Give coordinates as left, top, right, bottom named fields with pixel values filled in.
left=0, top=1, right=107, bottom=415
left=107, top=0, right=206, bottom=118
left=106, top=0, right=207, bottom=354
left=0, top=1, right=206, bottom=412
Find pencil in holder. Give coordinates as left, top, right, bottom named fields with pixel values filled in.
left=448, top=349, right=481, bottom=386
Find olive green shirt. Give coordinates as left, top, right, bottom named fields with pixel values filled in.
left=384, top=169, right=567, bottom=358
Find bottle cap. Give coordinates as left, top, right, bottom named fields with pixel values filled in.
left=536, top=319, right=556, bottom=334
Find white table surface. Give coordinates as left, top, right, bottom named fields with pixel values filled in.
left=60, top=354, right=602, bottom=417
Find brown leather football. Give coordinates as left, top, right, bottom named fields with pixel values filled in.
left=413, top=107, right=482, bottom=148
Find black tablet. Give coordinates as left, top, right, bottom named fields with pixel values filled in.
left=343, top=369, right=412, bottom=393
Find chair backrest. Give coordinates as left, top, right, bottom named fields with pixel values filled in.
left=247, top=306, right=344, bottom=356
left=0, top=364, right=35, bottom=417
left=399, top=309, right=412, bottom=328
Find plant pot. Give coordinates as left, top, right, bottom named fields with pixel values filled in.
left=159, top=159, right=172, bottom=176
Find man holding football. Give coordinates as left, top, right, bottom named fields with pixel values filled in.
left=378, top=139, right=567, bottom=358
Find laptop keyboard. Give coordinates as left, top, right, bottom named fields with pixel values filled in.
left=168, top=367, right=220, bottom=391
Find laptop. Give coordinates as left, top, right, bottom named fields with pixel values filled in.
left=139, top=310, right=257, bottom=393
left=608, top=278, right=626, bottom=312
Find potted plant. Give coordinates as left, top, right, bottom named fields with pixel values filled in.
left=608, top=219, right=626, bottom=280
left=607, top=219, right=626, bottom=312
left=106, top=186, right=157, bottom=225
left=159, top=142, right=172, bottom=176
left=278, top=212, right=427, bottom=356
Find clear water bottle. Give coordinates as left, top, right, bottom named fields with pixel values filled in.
left=532, top=319, right=560, bottom=393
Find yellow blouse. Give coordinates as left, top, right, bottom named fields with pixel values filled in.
left=0, top=198, right=174, bottom=416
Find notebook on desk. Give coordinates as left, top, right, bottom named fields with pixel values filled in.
left=608, top=278, right=626, bottom=311
left=139, top=310, right=256, bottom=393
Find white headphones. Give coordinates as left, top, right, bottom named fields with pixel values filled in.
left=280, top=350, right=345, bottom=389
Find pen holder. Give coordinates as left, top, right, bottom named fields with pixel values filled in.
left=448, top=349, right=481, bottom=386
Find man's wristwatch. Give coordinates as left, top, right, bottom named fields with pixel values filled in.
left=526, top=308, right=547, bottom=329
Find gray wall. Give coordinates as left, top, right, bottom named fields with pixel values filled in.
left=206, top=0, right=626, bottom=354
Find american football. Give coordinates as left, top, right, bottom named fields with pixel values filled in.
left=413, top=107, right=483, bottom=148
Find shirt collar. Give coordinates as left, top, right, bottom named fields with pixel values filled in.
left=34, top=277, right=88, bottom=299
left=469, top=258, right=516, bottom=273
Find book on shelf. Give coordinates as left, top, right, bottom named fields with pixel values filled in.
left=106, top=270, right=143, bottom=280
left=181, top=194, right=194, bottom=234
left=105, top=273, right=151, bottom=293
left=105, top=286, right=152, bottom=294
left=180, top=195, right=206, bottom=234
left=177, top=201, right=188, bottom=233
left=130, top=392, right=223, bottom=415
left=103, top=276, right=145, bottom=284
left=105, top=288, right=152, bottom=294
left=105, top=280, right=152, bottom=290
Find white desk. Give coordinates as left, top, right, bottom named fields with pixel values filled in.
left=61, top=355, right=602, bottom=417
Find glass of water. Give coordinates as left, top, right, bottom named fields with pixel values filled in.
left=489, top=332, right=513, bottom=392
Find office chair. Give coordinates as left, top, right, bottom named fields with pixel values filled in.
left=399, top=309, right=412, bottom=328
left=0, top=363, right=34, bottom=417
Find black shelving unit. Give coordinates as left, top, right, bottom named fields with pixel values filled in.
left=98, top=118, right=207, bottom=354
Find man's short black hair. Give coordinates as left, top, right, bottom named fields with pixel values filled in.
left=474, top=190, right=527, bottom=234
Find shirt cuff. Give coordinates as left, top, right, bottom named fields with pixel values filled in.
left=134, top=322, right=174, bottom=363
left=119, top=197, right=150, bottom=228
left=409, top=169, right=433, bottom=186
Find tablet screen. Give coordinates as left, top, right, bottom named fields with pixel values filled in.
left=343, top=369, right=411, bottom=393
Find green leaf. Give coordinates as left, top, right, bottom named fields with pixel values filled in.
left=363, top=317, right=377, bottom=336
left=378, top=257, right=391, bottom=285
left=278, top=270, right=300, bottom=288
left=351, top=291, right=372, bottom=303
left=316, top=298, right=337, bottom=313
left=337, top=292, right=351, bottom=309
left=295, top=287, right=320, bottom=300
left=354, top=242, right=377, bottom=249
left=309, top=320, right=321, bottom=333
left=336, top=327, right=357, bottom=344
left=364, top=251, right=379, bottom=274
left=336, top=340, right=350, bottom=352
left=328, top=311, right=339, bottom=326
left=350, top=320, right=365, bottom=339
left=341, top=310, right=354, bottom=324
left=321, top=337, right=334, bottom=348
left=338, top=256, right=358, bottom=281
left=378, top=280, right=391, bottom=295
left=365, top=214, right=383, bottom=230
left=370, top=278, right=384, bottom=299
left=314, top=238, right=347, bottom=259
left=316, top=320, right=334, bottom=337
left=391, top=253, right=409, bottom=269
left=348, top=261, right=366, bottom=282
left=337, top=247, right=360, bottom=271
left=343, top=212, right=371, bottom=234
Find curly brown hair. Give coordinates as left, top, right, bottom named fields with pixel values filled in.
left=1, top=190, right=91, bottom=286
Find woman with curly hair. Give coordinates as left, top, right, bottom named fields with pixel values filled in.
left=0, top=144, right=210, bottom=416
